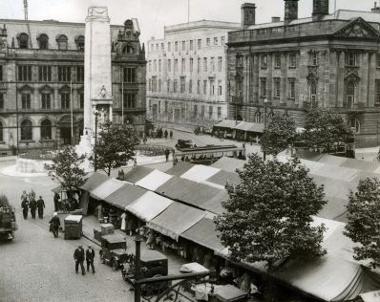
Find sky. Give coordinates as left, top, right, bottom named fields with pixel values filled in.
left=0, top=0, right=378, bottom=44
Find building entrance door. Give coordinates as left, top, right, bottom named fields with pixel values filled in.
left=60, top=127, right=72, bottom=145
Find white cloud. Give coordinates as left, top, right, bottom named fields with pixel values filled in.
left=0, top=0, right=377, bottom=44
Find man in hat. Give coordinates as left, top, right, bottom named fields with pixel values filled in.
left=49, top=212, right=60, bottom=238
left=73, top=245, right=86, bottom=275
left=21, top=196, right=29, bottom=220
left=36, top=196, right=45, bottom=219
left=86, top=245, right=96, bottom=273
left=29, top=196, right=37, bottom=219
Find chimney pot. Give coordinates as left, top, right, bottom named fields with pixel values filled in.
left=312, top=0, right=329, bottom=20
left=241, top=3, right=256, bottom=28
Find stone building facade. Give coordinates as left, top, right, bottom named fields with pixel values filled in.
left=0, top=18, right=146, bottom=155
left=146, top=20, right=240, bottom=129
left=228, top=0, right=380, bottom=147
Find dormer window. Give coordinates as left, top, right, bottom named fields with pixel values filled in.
left=18, top=33, right=29, bottom=49
left=56, top=35, right=68, bottom=50
left=75, top=35, right=85, bottom=51
left=38, top=34, right=49, bottom=50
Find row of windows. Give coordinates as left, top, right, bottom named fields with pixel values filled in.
left=149, top=57, right=223, bottom=74
left=0, top=119, right=53, bottom=141
left=148, top=77, right=223, bottom=96
left=150, top=36, right=226, bottom=53
left=258, top=77, right=296, bottom=99
left=1, top=66, right=136, bottom=83
left=17, top=33, right=84, bottom=51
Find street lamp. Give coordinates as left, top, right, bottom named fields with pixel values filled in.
left=263, top=98, right=268, bottom=161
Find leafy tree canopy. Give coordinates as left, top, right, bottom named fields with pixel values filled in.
left=302, top=109, right=352, bottom=153
left=261, top=114, right=296, bottom=156
left=345, top=177, right=380, bottom=269
left=45, top=146, right=86, bottom=194
left=93, top=121, right=140, bottom=176
left=215, top=153, right=327, bottom=270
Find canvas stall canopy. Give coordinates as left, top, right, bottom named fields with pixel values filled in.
left=206, top=170, right=241, bottom=187
left=80, top=172, right=108, bottom=191
left=181, top=165, right=220, bottom=183
left=103, top=183, right=146, bottom=210
left=123, top=166, right=154, bottom=184
left=90, top=178, right=125, bottom=201
left=135, top=169, right=173, bottom=191
left=211, top=157, right=246, bottom=173
left=233, top=121, right=264, bottom=133
left=126, top=191, right=173, bottom=222
left=147, top=202, right=205, bottom=241
left=165, top=162, right=194, bottom=177
left=213, top=119, right=237, bottom=130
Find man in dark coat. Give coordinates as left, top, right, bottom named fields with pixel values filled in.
left=74, top=245, right=86, bottom=275
left=21, top=198, right=29, bottom=220
left=49, top=212, right=60, bottom=238
left=53, top=193, right=60, bottom=211
left=36, top=196, right=45, bottom=219
left=29, top=197, right=37, bottom=219
left=86, top=245, right=96, bottom=273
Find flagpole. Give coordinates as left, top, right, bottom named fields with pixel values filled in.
left=70, top=78, right=74, bottom=145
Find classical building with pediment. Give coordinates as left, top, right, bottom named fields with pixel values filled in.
left=0, top=17, right=146, bottom=155
left=228, top=0, right=380, bottom=147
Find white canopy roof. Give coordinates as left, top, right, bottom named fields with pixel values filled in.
left=135, top=169, right=173, bottom=191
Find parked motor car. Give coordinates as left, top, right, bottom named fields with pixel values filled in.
left=99, top=233, right=130, bottom=271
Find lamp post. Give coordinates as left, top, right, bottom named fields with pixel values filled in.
left=94, top=110, right=100, bottom=172
left=263, top=98, right=268, bottom=161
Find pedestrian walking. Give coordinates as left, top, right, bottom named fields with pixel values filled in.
left=53, top=192, right=60, bottom=211
left=21, top=198, right=29, bottom=220
left=164, top=148, right=170, bottom=162
left=164, top=130, right=168, bottom=139
left=86, top=245, right=96, bottom=273
left=37, top=196, right=45, bottom=219
left=73, top=245, right=86, bottom=275
left=29, top=197, right=37, bottom=219
left=169, top=130, right=173, bottom=139
left=49, top=212, right=60, bottom=238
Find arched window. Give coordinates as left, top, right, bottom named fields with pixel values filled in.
left=57, top=35, right=68, bottom=50
left=21, top=119, right=32, bottom=141
left=41, top=119, right=52, bottom=140
left=18, top=33, right=29, bottom=49
left=345, top=81, right=356, bottom=108
left=38, top=34, right=49, bottom=50
left=0, top=121, right=3, bottom=142
left=75, top=35, right=85, bottom=51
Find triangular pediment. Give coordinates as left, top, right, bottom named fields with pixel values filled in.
left=334, top=17, right=379, bottom=39
left=39, top=84, right=54, bottom=93
left=58, top=85, right=71, bottom=93
left=17, top=84, right=34, bottom=92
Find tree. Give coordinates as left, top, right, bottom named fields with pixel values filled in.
left=344, top=177, right=380, bottom=269
left=215, top=153, right=327, bottom=270
left=45, top=146, right=86, bottom=197
left=302, top=109, right=352, bottom=153
left=93, top=121, right=139, bottom=176
left=261, top=114, right=296, bottom=156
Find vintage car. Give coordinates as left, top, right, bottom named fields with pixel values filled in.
left=0, top=195, right=17, bottom=240
left=175, top=139, right=193, bottom=150
left=99, top=233, right=130, bottom=271
left=121, top=250, right=170, bottom=296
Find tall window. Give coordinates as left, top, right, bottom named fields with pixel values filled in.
left=18, top=33, right=29, bottom=49
left=217, top=107, right=222, bottom=119
left=41, top=94, right=51, bottom=109
left=214, top=37, right=218, bottom=45
left=40, top=119, right=52, bottom=140
left=76, top=35, right=85, bottom=51
left=18, top=65, right=32, bottom=81
left=261, top=55, right=267, bottom=69
left=77, top=66, right=84, bottom=82
left=182, top=41, right=186, bottom=51
left=197, top=58, right=201, bottom=73
left=197, top=39, right=202, bottom=49
left=203, top=80, right=207, bottom=94
left=218, top=57, right=223, bottom=72
left=201, top=105, right=205, bottom=118
left=21, top=94, right=31, bottom=109
left=158, top=79, right=162, bottom=92
left=180, top=77, right=185, bottom=93
left=211, top=57, right=215, bottom=72
left=152, top=76, right=157, bottom=92
left=190, top=58, right=193, bottom=72
left=345, top=53, right=358, bottom=67
left=38, top=34, right=49, bottom=50
left=260, top=78, right=267, bottom=97
left=173, top=79, right=178, bottom=93
left=123, top=67, right=136, bottom=83
left=0, top=93, right=4, bottom=109
left=158, top=59, right=162, bottom=72
left=167, top=79, right=171, bottom=92
left=210, top=79, right=215, bottom=95
left=203, top=58, right=208, bottom=72
left=289, top=53, right=297, bottom=69
left=209, top=106, right=213, bottom=119
left=206, top=38, right=210, bottom=46
left=345, top=81, right=356, bottom=108
left=21, top=120, right=32, bottom=140
left=193, top=105, right=198, bottom=118
left=58, top=66, right=71, bottom=82
left=38, top=66, right=52, bottom=82
left=288, top=78, right=296, bottom=99
left=218, top=80, right=222, bottom=96
left=310, top=51, right=319, bottom=66
left=174, top=59, right=178, bottom=72
left=310, top=81, right=318, bottom=106
left=376, top=79, right=380, bottom=106
left=181, top=58, right=185, bottom=73
left=168, top=59, right=171, bottom=72
left=273, top=78, right=281, bottom=98
left=189, top=79, right=192, bottom=94
left=274, top=54, right=281, bottom=69
left=0, top=121, right=3, bottom=141
left=197, top=80, right=201, bottom=94
left=175, top=41, right=178, bottom=52
left=57, top=35, right=68, bottom=50
left=0, top=65, right=3, bottom=81
left=123, top=93, right=136, bottom=108
left=190, top=40, right=193, bottom=50
left=60, top=93, right=70, bottom=109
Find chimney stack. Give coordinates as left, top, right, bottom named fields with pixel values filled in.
left=372, top=2, right=380, bottom=13
left=284, top=0, right=299, bottom=24
left=312, top=0, right=329, bottom=20
left=272, top=17, right=281, bottom=23
left=241, top=3, right=256, bottom=28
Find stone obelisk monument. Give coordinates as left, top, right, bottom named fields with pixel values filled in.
left=78, top=6, right=113, bottom=154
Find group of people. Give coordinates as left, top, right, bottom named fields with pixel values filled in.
left=147, top=128, right=173, bottom=140
left=20, top=190, right=45, bottom=220
left=73, top=245, right=96, bottom=275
